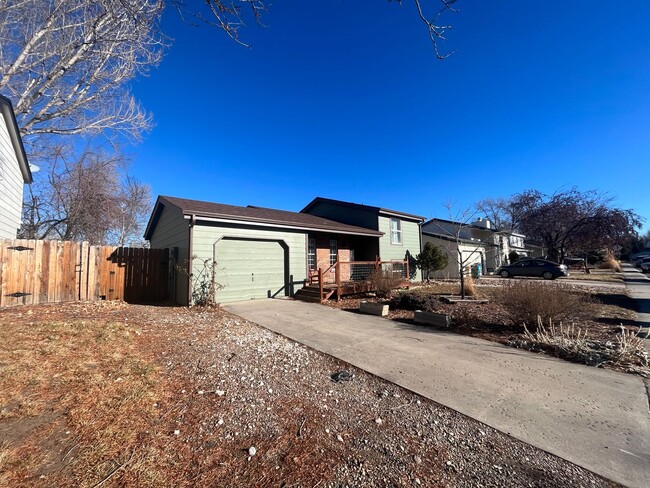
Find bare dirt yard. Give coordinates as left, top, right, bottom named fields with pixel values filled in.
left=0, top=302, right=620, bottom=487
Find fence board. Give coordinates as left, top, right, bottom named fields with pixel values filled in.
left=0, top=239, right=169, bottom=308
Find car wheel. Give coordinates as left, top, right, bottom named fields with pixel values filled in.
left=500, top=270, right=510, bottom=278
left=542, top=271, right=554, bottom=280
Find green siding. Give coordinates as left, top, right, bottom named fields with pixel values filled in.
left=377, top=214, right=421, bottom=261
left=192, top=222, right=307, bottom=304
left=148, top=205, right=189, bottom=304
left=214, top=239, right=285, bottom=302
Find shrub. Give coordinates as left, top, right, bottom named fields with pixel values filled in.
left=390, top=291, right=439, bottom=312
left=416, top=242, right=448, bottom=280
left=508, top=251, right=520, bottom=264
left=369, top=269, right=403, bottom=298
left=495, top=281, right=596, bottom=330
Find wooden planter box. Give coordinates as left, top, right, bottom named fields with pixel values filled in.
left=359, top=301, right=389, bottom=317
left=414, top=310, right=451, bottom=327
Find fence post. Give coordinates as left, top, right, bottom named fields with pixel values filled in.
left=318, top=268, right=323, bottom=303
left=405, top=258, right=409, bottom=281
left=336, top=261, right=341, bottom=302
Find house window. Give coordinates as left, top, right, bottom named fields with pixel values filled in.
left=308, top=238, right=316, bottom=270
left=329, top=239, right=338, bottom=266
left=390, top=218, right=402, bottom=245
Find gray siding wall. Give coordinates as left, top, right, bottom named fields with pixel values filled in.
left=378, top=214, right=420, bottom=262
left=422, top=234, right=486, bottom=279
left=0, top=113, right=25, bottom=239
left=192, top=222, right=307, bottom=304
left=148, top=205, right=190, bottom=304
left=303, top=202, right=378, bottom=230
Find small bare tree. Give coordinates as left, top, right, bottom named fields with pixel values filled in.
left=20, top=145, right=151, bottom=245
left=429, top=203, right=500, bottom=299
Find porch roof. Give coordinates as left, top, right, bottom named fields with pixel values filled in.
left=145, top=196, right=384, bottom=239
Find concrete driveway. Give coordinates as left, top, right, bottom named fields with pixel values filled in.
left=225, top=299, right=650, bottom=488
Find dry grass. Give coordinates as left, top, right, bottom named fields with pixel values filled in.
left=0, top=305, right=173, bottom=487
left=462, top=276, right=477, bottom=297
left=565, top=272, right=623, bottom=282
left=494, top=281, right=597, bottom=330
left=599, top=253, right=623, bottom=273
left=518, top=319, right=649, bottom=371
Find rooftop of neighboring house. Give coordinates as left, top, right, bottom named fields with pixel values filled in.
left=301, top=197, right=425, bottom=222
left=144, top=196, right=385, bottom=240
left=0, top=94, right=32, bottom=184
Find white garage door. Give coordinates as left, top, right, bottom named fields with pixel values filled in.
left=214, top=239, right=286, bottom=303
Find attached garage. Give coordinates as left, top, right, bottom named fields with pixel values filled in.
left=144, top=196, right=383, bottom=305
left=214, top=238, right=288, bottom=302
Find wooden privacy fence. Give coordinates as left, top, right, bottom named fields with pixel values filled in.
left=0, top=239, right=171, bottom=307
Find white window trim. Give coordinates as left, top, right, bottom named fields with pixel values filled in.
left=308, top=238, right=316, bottom=270
left=329, top=239, right=338, bottom=266
left=390, top=218, right=402, bottom=245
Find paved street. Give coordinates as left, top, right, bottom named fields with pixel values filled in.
left=225, top=298, right=650, bottom=488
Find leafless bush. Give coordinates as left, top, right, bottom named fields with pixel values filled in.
left=495, top=281, right=596, bottom=330
left=516, top=319, right=649, bottom=371
left=176, top=256, right=223, bottom=306
left=369, top=270, right=403, bottom=298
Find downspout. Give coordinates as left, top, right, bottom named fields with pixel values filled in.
left=418, top=221, right=424, bottom=281
left=187, top=214, right=196, bottom=306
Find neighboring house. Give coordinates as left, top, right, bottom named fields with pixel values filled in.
left=421, top=218, right=500, bottom=279
left=144, top=196, right=383, bottom=304
left=0, top=95, right=32, bottom=239
left=421, top=217, right=536, bottom=278
left=300, top=197, right=424, bottom=264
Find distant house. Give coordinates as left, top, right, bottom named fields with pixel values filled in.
left=300, top=197, right=424, bottom=264
left=0, top=95, right=32, bottom=239
left=421, top=217, right=533, bottom=278
left=144, top=196, right=383, bottom=304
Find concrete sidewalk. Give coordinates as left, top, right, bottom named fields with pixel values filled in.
left=225, top=299, right=650, bottom=488
left=622, top=263, right=650, bottom=337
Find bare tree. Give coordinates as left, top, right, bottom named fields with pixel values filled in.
left=0, top=0, right=167, bottom=145
left=428, top=203, right=500, bottom=298
left=511, top=188, right=642, bottom=262
left=20, top=145, right=151, bottom=245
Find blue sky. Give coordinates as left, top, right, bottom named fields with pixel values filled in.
left=129, top=1, right=650, bottom=232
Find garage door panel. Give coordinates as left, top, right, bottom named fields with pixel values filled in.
left=214, top=239, right=285, bottom=303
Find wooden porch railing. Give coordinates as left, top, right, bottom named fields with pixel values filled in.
left=309, top=256, right=410, bottom=303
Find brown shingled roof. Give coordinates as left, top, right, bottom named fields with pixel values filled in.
left=145, top=196, right=384, bottom=239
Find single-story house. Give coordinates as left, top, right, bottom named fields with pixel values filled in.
left=144, top=196, right=383, bottom=304
left=301, top=197, right=424, bottom=265
left=0, top=95, right=32, bottom=239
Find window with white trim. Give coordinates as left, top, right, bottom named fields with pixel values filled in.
left=308, top=238, right=316, bottom=270
left=329, top=239, right=338, bottom=266
left=390, top=218, right=402, bottom=245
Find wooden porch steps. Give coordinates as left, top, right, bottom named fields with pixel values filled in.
left=293, top=284, right=335, bottom=303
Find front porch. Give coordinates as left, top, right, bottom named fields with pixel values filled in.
left=294, top=258, right=411, bottom=303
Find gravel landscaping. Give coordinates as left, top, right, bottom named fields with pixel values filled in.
left=0, top=302, right=620, bottom=486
